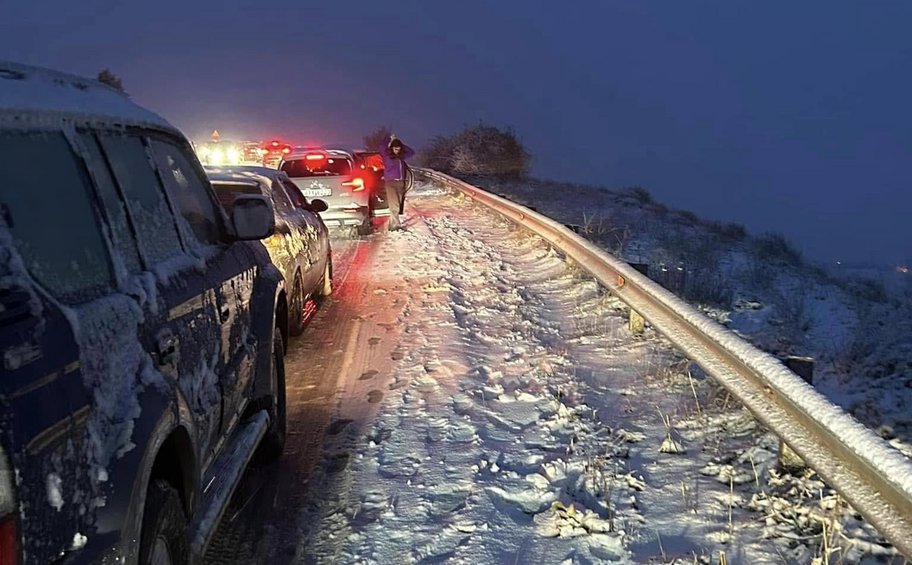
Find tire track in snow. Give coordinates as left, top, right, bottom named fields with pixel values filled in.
left=300, top=192, right=649, bottom=563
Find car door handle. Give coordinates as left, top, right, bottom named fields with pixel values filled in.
left=219, top=304, right=231, bottom=323
left=156, top=332, right=178, bottom=365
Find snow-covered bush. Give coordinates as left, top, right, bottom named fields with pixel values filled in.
left=419, top=124, right=530, bottom=178
left=752, top=232, right=803, bottom=267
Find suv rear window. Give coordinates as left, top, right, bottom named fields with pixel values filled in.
left=281, top=156, right=352, bottom=178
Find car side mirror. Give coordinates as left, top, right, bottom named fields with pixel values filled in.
left=231, top=194, right=275, bottom=240
left=309, top=199, right=329, bottom=213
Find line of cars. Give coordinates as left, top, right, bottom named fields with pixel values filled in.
left=0, top=61, right=332, bottom=564
left=277, top=146, right=414, bottom=235
left=194, top=138, right=415, bottom=237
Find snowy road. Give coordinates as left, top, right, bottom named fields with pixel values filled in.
left=203, top=181, right=899, bottom=564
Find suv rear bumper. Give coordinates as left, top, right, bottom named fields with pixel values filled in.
left=320, top=207, right=369, bottom=227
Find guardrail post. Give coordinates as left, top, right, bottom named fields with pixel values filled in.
left=778, top=356, right=815, bottom=473
left=627, top=263, right=649, bottom=334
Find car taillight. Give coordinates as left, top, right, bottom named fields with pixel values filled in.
left=342, top=178, right=365, bottom=192
left=0, top=448, right=17, bottom=565
left=305, top=153, right=325, bottom=161
left=0, top=517, right=16, bottom=565
left=282, top=147, right=291, bottom=154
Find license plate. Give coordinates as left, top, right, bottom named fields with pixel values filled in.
left=303, top=188, right=332, bottom=197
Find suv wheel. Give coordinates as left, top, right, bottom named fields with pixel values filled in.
left=289, top=272, right=305, bottom=337
left=139, top=480, right=189, bottom=565
left=258, top=327, right=286, bottom=461
left=357, top=217, right=373, bottom=236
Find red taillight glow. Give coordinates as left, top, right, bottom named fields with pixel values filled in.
left=0, top=516, right=17, bottom=565
left=305, top=153, right=325, bottom=161
left=342, top=178, right=365, bottom=191
left=282, top=147, right=291, bottom=154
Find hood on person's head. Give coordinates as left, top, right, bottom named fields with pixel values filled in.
left=389, top=138, right=403, bottom=149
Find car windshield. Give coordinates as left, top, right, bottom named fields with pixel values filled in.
left=281, top=156, right=352, bottom=177
left=212, top=182, right=261, bottom=213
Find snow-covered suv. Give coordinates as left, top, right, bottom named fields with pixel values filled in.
left=0, top=62, right=289, bottom=564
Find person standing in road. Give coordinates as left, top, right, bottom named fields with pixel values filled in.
left=380, top=134, right=415, bottom=232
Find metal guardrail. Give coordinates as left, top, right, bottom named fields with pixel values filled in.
left=417, top=169, right=912, bottom=557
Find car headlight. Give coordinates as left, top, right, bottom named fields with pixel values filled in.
left=210, top=148, right=225, bottom=165
left=226, top=147, right=241, bottom=163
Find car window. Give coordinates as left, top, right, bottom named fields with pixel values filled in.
left=281, top=156, right=352, bottom=177
left=267, top=180, right=294, bottom=214
left=0, top=130, right=114, bottom=303
left=99, top=133, right=182, bottom=265
left=149, top=137, right=222, bottom=247
left=212, top=182, right=261, bottom=215
left=279, top=178, right=309, bottom=209
left=77, top=132, right=143, bottom=276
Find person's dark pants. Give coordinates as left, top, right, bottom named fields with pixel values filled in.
left=385, top=179, right=406, bottom=231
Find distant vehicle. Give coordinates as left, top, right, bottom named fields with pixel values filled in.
left=195, top=139, right=247, bottom=166
left=280, top=148, right=375, bottom=235
left=0, top=61, right=290, bottom=565
left=206, top=166, right=333, bottom=335
left=241, top=141, right=267, bottom=163
left=262, top=139, right=292, bottom=168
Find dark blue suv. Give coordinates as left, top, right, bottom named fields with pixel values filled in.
left=0, top=62, right=289, bottom=564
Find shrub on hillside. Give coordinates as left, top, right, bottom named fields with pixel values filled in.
left=753, top=232, right=803, bottom=266
left=418, top=124, right=530, bottom=178
left=363, top=126, right=393, bottom=152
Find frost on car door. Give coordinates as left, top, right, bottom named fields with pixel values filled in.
left=280, top=177, right=329, bottom=291
left=148, top=137, right=258, bottom=439
left=98, top=132, right=226, bottom=466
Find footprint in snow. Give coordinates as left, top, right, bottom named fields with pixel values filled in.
left=326, top=419, right=353, bottom=435
left=368, top=337, right=381, bottom=346
left=359, top=369, right=379, bottom=381
left=325, top=452, right=350, bottom=474
left=391, top=350, right=405, bottom=361
left=367, top=390, right=384, bottom=403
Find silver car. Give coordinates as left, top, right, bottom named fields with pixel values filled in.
left=280, top=148, right=373, bottom=235
left=206, top=167, right=333, bottom=335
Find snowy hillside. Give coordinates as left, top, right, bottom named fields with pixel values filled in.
left=468, top=176, right=912, bottom=459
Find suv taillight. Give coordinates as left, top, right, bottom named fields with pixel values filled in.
left=342, top=177, right=365, bottom=192
left=0, top=448, right=17, bottom=565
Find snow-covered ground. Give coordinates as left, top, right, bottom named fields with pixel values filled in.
left=258, top=180, right=908, bottom=564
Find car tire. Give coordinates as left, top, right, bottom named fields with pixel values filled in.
left=258, top=327, right=286, bottom=461
left=289, top=272, right=305, bottom=337
left=138, top=479, right=189, bottom=565
left=357, top=215, right=373, bottom=236
left=318, top=259, right=333, bottom=297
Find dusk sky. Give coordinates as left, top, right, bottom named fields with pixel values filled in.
left=3, top=1, right=910, bottom=265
